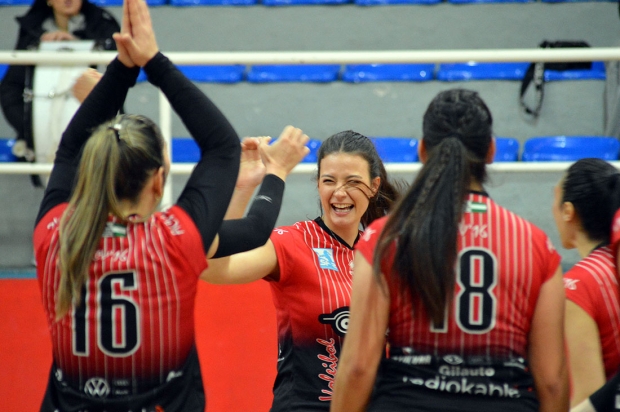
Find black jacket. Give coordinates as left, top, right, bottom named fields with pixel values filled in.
left=0, top=0, right=119, bottom=158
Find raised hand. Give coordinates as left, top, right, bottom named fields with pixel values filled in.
left=113, top=0, right=159, bottom=68
left=236, top=137, right=269, bottom=190
left=72, top=69, right=103, bottom=103
left=112, top=0, right=135, bottom=67
left=259, top=126, right=310, bottom=181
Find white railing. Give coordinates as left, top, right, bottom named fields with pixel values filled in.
left=1, top=48, right=619, bottom=202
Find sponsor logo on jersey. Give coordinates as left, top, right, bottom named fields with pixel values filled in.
left=316, top=338, right=339, bottom=402
left=102, top=222, right=127, bottom=238
left=465, top=201, right=488, bottom=214
left=318, top=306, right=350, bottom=337
left=443, top=354, right=464, bottom=365
left=274, top=228, right=288, bottom=235
left=361, top=227, right=376, bottom=242
left=563, top=278, right=580, bottom=290
left=84, top=377, right=110, bottom=398
left=313, top=248, right=338, bottom=271
left=402, top=375, right=520, bottom=398
left=392, top=354, right=432, bottom=365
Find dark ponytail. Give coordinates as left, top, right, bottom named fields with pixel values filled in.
left=373, top=89, right=493, bottom=324
left=562, top=158, right=620, bottom=244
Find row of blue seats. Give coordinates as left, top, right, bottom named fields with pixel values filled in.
left=2, top=136, right=616, bottom=163
left=133, top=62, right=604, bottom=83
left=0, top=0, right=613, bottom=5
left=0, top=62, right=606, bottom=84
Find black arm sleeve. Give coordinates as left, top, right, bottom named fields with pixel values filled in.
left=590, top=370, right=620, bottom=411
left=143, top=52, right=241, bottom=253
left=213, top=174, right=285, bottom=258
left=34, top=58, right=140, bottom=226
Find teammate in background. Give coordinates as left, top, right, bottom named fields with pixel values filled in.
left=331, top=89, right=568, bottom=412
left=552, top=158, right=620, bottom=407
left=33, top=0, right=308, bottom=410
left=202, top=130, right=401, bottom=411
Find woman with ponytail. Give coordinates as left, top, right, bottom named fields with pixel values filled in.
left=33, top=0, right=307, bottom=410
left=551, top=159, right=620, bottom=408
left=331, top=88, right=568, bottom=412
left=201, top=130, right=401, bottom=411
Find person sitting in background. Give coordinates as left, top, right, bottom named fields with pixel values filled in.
left=0, top=0, right=119, bottom=186
left=553, top=158, right=620, bottom=407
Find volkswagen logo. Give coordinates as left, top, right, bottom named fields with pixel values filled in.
left=84, top=377, right=110, bottom=398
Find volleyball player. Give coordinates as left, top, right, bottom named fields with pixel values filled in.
left=33, top=0, right=308, bottom=410
left=330, top=89, right=568, bottom=412
left=552, top=159, right=620, bottom=407
left=202, top=130, right=401, bottom=411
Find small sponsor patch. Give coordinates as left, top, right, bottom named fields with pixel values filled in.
left=313, top=248, right=338, bottom=271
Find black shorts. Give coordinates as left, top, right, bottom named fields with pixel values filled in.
left=368, top=356, right=539, bottom=412
left=40, top=347, right=205, bottom=412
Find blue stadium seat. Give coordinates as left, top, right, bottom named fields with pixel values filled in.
left=0, top=64, right=8, bottom=81
left=178, top=65, right=245, bottom=83
left=494, top=137, right=519, bottom=162
left=437, top=62, right=530, bottom=81
left=449, top=0, right=531, bottom=3
left=0, top=0, right=32, bottom=4
left=544, top=61, right=606, bottom=81
left=264, top=0, right=349, bottom=5
left=522, top=136, right=620, bottom=162
left=355, top=0, right=440, bottom=5
left=171, top=0, right=255, bottom=5
left=90, top=0, right=166, bottom=5
left=172, top=138, right=200, bottom=163
left=342, top=64, right=435, bottom=82
left=247, top=65, right=341, bottom=83
left=136, top=65, right=245, bottom=83
left=0, top=138, right=18, bottom=162
left=301, top=139, right=322, bottom=163
left=371, top=137, right=418, bottom=162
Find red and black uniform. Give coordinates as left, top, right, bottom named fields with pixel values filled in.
left=34, top=53, right=242, bottom=411
left=356, top=192, right=560, bottom=412
left=564, top=247, right=620, bottom=379
left=267, top=217, right=357, bottom=411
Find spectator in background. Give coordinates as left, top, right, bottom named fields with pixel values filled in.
left=0, top=0, right=119, bottom=185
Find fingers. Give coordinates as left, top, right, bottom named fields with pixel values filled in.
left=121, top=0, right=131, bottom=35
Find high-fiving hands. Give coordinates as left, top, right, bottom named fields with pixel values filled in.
left=113, top=0, right=159, bottom=68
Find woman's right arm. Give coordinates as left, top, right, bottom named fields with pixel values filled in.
left=528, top=266, right=570, bottom=412
left=200, top=239, right=280, bottom=284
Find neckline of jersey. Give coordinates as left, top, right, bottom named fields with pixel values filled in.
left=313, top=217, right=359, bottom=250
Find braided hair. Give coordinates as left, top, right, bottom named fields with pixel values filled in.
left=373, top=89, right=493, bottom=324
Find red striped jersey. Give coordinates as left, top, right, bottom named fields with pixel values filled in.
left=356, top=192, right=560, bottom=359
left=33, top=203, right=208, bottom=395
left=564, top=247, right=620, bottom=379
left=267, top=218, right=356, bottom=411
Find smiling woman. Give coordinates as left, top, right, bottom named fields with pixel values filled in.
left=201, top=130, right=402, bottom=412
